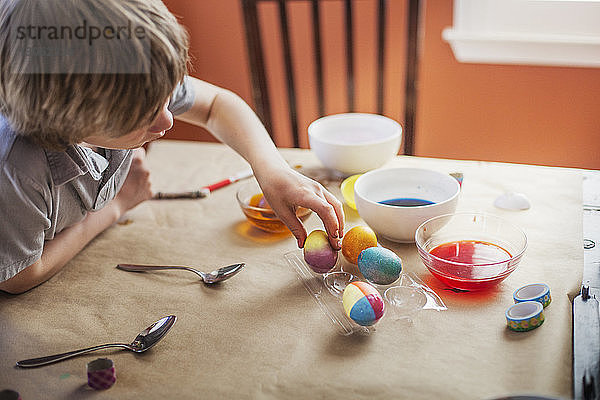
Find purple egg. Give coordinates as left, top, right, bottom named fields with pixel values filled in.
left=303, top=230, right=338, bottom=273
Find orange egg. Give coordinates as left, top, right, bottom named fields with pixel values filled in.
left=341, top=226, right=378, bottom=264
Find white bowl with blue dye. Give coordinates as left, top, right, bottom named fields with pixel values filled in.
left=354, top=168, right=460, bottom=242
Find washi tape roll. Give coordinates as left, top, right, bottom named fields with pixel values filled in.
left=0, top=389, right=22, bottom=400
left=87, top=358, right=116, bottom=390
left=513, top=283, right=551, bottom=308
left=506, top=301, right=545, bottom=332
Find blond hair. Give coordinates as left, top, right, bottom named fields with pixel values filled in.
left=0, top=0, right=189, bottom=150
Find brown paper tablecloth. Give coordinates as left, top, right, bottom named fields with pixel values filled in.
left=0, top=141, right=583, bottom=399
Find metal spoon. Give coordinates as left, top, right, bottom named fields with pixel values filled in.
left=116, top=262, right=245, bottom=284
left=16, top=315, right=176, bottom=368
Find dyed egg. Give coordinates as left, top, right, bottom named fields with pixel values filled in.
left=358, top=247, right=402, bottom=285
left=342, top=281, right=385, bottom=326
left=341, top=226, right=378, bottom=264
left=303, top=230, right=338, bottom=273
left=249, top=193, right=271, bottom=209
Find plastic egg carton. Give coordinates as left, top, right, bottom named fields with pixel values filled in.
left=284, top=250, right=447, bottom=336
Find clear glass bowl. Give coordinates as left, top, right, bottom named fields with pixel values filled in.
left=236, top=180, right=311, bottom=233
left=415, top=212, right=527, bottom=291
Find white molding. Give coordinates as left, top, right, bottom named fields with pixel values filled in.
left=443, top=0, right=600, bottom=68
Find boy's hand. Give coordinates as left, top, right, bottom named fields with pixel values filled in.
left=254, top=166, right=344, bottom=249
left=113, top=148, right=153, bottom=216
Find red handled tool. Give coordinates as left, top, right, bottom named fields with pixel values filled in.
left=153, top=169, right=253, bottom=199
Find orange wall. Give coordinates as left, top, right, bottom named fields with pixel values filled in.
left=419, top=2, right=600, bottom=169
left=164, top=0, right=600, bottom=170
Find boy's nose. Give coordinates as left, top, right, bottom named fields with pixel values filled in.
left=148, top=106, right=173, bottom=133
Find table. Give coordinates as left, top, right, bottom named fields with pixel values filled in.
left=0, top=141, right=585, bottom=399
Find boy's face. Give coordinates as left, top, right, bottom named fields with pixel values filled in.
left=83, top=101, right=173, bottom=149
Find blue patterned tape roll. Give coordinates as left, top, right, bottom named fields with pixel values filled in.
left=513, top=283, right=551, bottom=308
left=506, top=301, right=545, bottom=332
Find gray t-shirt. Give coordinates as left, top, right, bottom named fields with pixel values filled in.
left=0, top=76, right=195, bottom=281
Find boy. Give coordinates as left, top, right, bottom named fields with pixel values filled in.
left=0, top=0, right=343, bottom=294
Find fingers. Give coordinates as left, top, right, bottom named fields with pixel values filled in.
left=127, top=148, right=153, bottom=200
left=308, top=194, right=342, bottom=250
left=323, top=190, right=345, bottom=238
left=272, top=188, right=342, bottom=249
left=276, top=208, right=308, bottom=248
left=255, top=169, right=345, bottom=250
left=289, top=182, right=342, bottom=249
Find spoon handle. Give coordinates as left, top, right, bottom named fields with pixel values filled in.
left=16, top=343, right=130, bottom=368
left=117, top=264, right=205, bottom=279
left=117, top=264, right=192, bottom=272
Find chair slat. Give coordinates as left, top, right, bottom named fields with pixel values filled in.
left=376, top=0, right=386, bottom=115
left=344, top=0, right=354, bottom=112
left=403, top=0, right=420, bottom=156
left=311, top=0, right=325, bottom=117
left=241, top=0, right=274, bottom=139
left=277, top=0, right=300, bottom=148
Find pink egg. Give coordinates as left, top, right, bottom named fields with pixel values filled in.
left=303, top=230, right=338, bottom=273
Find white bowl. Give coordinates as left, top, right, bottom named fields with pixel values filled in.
left=308, top=113, right=402, bottom=175
left=354, top=168, right=460, bottom=242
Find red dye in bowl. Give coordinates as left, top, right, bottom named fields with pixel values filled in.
left=427, top=240, right=513, bottom=291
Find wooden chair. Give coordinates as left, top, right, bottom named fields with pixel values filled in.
left=240, top=0, right=421, bottom=154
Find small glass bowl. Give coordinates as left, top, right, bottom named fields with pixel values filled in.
left=415, top=212, right=527, bottom=291
left=236, top=180, right=311, bottom=233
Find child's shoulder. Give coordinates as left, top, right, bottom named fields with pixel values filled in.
left=0, top=116, right=51, bottom=187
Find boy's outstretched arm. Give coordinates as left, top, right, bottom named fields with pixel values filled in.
left=175, top=77, right=344, bottom=249
left=0, top=200, right=124, bottom=294
left=0, top=149, right=152, bottom=294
